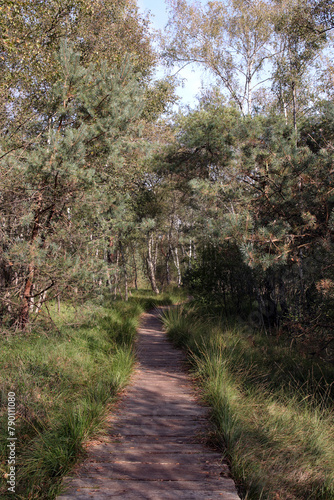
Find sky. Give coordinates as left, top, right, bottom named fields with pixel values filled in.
left=137, top=0, right=204, bottom=109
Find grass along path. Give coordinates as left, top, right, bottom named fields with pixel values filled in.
left=162, top=304, right=334, bottom=500
left=0, top=290, right=180, bottom=499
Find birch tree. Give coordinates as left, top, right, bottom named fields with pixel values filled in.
left=161, top=0, right=274, bottom=114
left=271, top=0, right=328, bottom=133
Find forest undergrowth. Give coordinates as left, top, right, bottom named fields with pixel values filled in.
left=0, top=289, right=180, bottom=499
left=162, top=304, right=334, bottom=500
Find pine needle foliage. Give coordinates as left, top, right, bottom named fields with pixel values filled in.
left=0, top=40, right=145, bottom=329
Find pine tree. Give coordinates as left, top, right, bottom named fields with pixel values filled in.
left=0, top=40, right=145, bottom=328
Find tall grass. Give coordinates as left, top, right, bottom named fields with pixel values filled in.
left=162, top=305, right=334, bottom=500
left=0, top=290, right=179, bottom=499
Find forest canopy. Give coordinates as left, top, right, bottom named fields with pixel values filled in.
left=0, top=0, right=333, bottom=363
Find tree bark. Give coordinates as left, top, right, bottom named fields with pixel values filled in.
left=292, top=80, right=297, bottom=134
left=132, top=245, right=138, bottom=290
left=246, top=58, right=253, bottom=115
left=119, top=241, right=129, bottom=302
left=114, top=250, right=120, bottom=299
left=147, top=233, right=159, bottom=294
left=171, top=246, right=182, bottom=287
left=35, top=290, right=47, bottom=313
left=166, top=249, right=171, bottom=285
left=188, top=240, right=192, bottom=269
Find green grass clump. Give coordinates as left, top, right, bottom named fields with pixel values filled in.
left=162, top=305, right=334, bottom=500
left=0, top=291, right=166, bottom=499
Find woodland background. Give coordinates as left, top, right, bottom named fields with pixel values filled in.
left=1, top=0, right=334, bottom=358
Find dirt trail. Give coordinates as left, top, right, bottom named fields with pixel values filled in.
left=57, top=308, right=240, bottom=499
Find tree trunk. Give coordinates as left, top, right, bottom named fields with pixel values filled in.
left=147, top=234, right=159, bottom=294
left=154, top=240, right=159, bottom=270
left=124, top=270, right=128, bottom=301
left=114, top=250, right=120, bottom=299
left=35, top=290, right=47, bottom=313
left=245, top=55, right=253, bottom=115
left=188, top=240, right=192, bottom=269
left=282, top=95, right=288, bottom=125
left=166, top=249, right=171, bottom=285
left=292, top=80, right=297, bottom=134
left=171, top=246, right=182, bottom=287
left=29, top=284, right=35, bottom=312
left=280, top=80, right=288, bottom=125
left=119, top=241, right=129, bottom=301
left=132, top=246, right=138, bottom=290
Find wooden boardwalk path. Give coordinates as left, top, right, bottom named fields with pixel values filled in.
left=58, top=308, right=240, bottom=500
